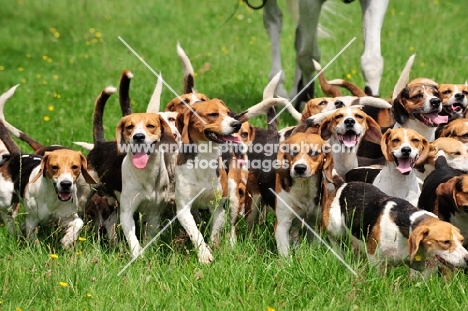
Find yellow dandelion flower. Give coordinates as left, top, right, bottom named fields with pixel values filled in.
left=87, top=293, right=92, bottom=298
left=57, top=94, right=61, bottom=99
left=49, top=253, right=58, bottom=259
left=89, top=28, right=95, bottom=33
left=48, top=105, right=54, bottom=111
left=236, top=14, right=244, bottom=20
left=95, top=32, right=102, bottom=38
left=47, top=58, right=52, bottom=63
left=54, top=32, right=60, bottom=38
left=0, top=66, right=4, bottom=71
left=42, top=80, right=48, bottom=85
left=26, top=53, right=31, bottom=58
left=76, top=251, right=82, bottom=255
left=420, top=62, right=425, bottom=67
left=267, top=307, right=275, bottom=311
left=17, top=67, right=24, bottom=72
left=42, top=55, right=48, bottom=60
left=53, top=74, right=59, bottom=80
left=16, top=307, right=22, bottom=311
left=0, top=300, right=2, bottom=304
left=351, top=69, right=357, bottom=74
left=414, top=255, right=422, bottom=261
left=409, top=46, right=414, bottom=52
left=36, top=74, right=41, bottom=79
left=346, top=73, right=352, bottom=79
left=59, top=281, right=68, bottom=287
left=21, top=79, right=27, bottom=84
left=49, top=27, right=56, bottom=33
left=43, top=116, right=50, bottom=122
left=78, top=237, right=86, bottom=241
left=194, top=72, right=198, bottom=77
left=92, top=38, right=98, bottom=43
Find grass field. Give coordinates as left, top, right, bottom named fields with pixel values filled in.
left=1, top=0, right=468, bottom=310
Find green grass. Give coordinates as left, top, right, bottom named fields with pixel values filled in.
left=1, top=0, right=468, bottom=310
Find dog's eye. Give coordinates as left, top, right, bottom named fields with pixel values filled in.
left=308, top=150, right=318, bottom=157
left=440, top=240, right=452, bottom=247
left=442, top=89, right=452, bottom=95
left=319, top=101, right=327, bottom=106
left=451, top=151, right=461, bottom=156
left=411, top=138, right=420, bottom=143
left=412, top=93, right=423, bottom=99
left=208, top=112, right=219, bottom=118
left=238, top=189, right=245, bottom=198
left=354, top=114, right=364, bottom=120
left=335, top=114, right=343, bottom=120
left=461, top=133, right=468, bottom=139
left=463, top=91, right=468, bottom=95
left=392, top=138, right=401, bottom=144
left=240, top=132, right=248, bottom=138
left=168, top=117, right=176, bottom=122
left=51, top=165, right=59, bottom=170
left=71, top=165, right=79, bottom=170
left=125, top=125, right=134, bottom=130
left=290, top=149, right=299, bottom=156
left=147, top=124, right=156, bottom=129
left=182, top=99, right=190, bottom=105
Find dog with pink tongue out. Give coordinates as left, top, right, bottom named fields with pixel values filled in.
left=116, top=112, right=178, bottom=258
left=372, top=128, right=430, bottom=206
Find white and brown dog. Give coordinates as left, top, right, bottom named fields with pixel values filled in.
left=438, top=83, right=468, bottom=120
left=437, top=118, right=468, bottom=148
left=23, top=149, right=97, bottom=247
left=324, top=174, right=468, bottom=278
left=372, top=128, right=429, bottom=206
left=274, top=132, right=333, bottom=256
left=116, top=112, right=177, bottom=258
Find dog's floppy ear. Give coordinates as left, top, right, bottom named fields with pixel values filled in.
left=79, top=152, right=98, bottom=184
left=415, top=136, right=430, bottom=167
left=380, top=129, right=394, bottom=162
left=248, top=123, right=256, bottom=143
left=30, top=153, right=49, bottom=184
left=322, top=143, right=334, bottom=183
left=393, top=89, right=410, bottom=125
left=408, top=225, right=429, bottom=263
left=436, top=177, right=459, bottom=213
left=115, top=116, right=127, bottom=154
left=363, top=115, right=383, bottom=145
left=176, top=109, right=192, bottom=144
left=319, top=116, right=333, bottom=141
left=276, top=144, right=291, bottom=192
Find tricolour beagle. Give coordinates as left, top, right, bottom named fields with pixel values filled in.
left=324, top=173, right=468, bottom=278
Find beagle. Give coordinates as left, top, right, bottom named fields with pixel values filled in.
left=437, top=118, right=468, bottom=148
left=117, top=112, right=177, bottom=257
left=274, top=132, right=333, bottom=256
left=324, top=174, right=468, bottom=277
left=174, top=95, right=287, bottom=263
left=393, top=81, right=448, bottom=141
left=23, top=149, right=97, bottom=247
left=438, top=83, right=468, bottom=120
left=316, top=106, right=382, bottom=177
left=372, top=128, right=429, bottom=206
left=0, top=139, right=9, bottom=166
left=419, top=155, right=468, bottom=245
left=419, top=137, right=468, bottom=177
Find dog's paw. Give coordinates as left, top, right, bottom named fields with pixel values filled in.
left=197, top=244, right=214, bottom=264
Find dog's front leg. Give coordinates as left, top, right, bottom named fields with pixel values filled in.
left=275, top=206, right=295, bottom=256
left=120, top=196, right=142, bottom=258
left=210, top=198, right=226, bottom=248
left=61, top=213, right=84, bottom=248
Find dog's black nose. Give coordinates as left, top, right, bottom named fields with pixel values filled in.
left=455, top=93, right=465, bottom=101
left=230, top=121, right=241, bottom=131
left=334, top=100, right=344, bottom=108
left=344, top=118, right=355, bottom=128
left=430, top=98, right=441, bottom=108
left=401, top=146, right=411, bottom=156
left=133, top=133, right=146, bottom=142
left=60, top=181, right=72, bottom=190
left=293, top=164, right=307, bottom=175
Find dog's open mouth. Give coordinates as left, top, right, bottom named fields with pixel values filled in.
left=205, top=130, right=241, bottom=144
left=414, top=111, right=448, bottom=127
left=394, top=156, right=416, bottom=175
left=53, top=184, right=73, bottom=202
left=131, top=143, right=154, bottom=169
left=337, top=130, right=360, bottom=148
left=436, top=255, right=456, bottom=270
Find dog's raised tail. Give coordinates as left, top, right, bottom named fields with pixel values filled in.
left=0, top=120, right=20, bottom=157
left=0, top=84, right=44, bottom=152
left=313, top=60, right=342, bottom=97
left=119, top=70, right=133, bottom=117
left=328, top=79, right=367, bottom=97
left=177, top=42, right=195, bottom=94
left=392, top=54, right=416, bottom=102
left=93, top=86, right=116, bottom=144
left=147, top=73, right=163, bottom=113
left=331, top=169, right=345, bottom=188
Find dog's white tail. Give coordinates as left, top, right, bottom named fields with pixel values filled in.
left=147, top=73, right=163, bottom=113
left=73, top=142, right=95, bottom=150
left=392, top=54, right=416, bottom=102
